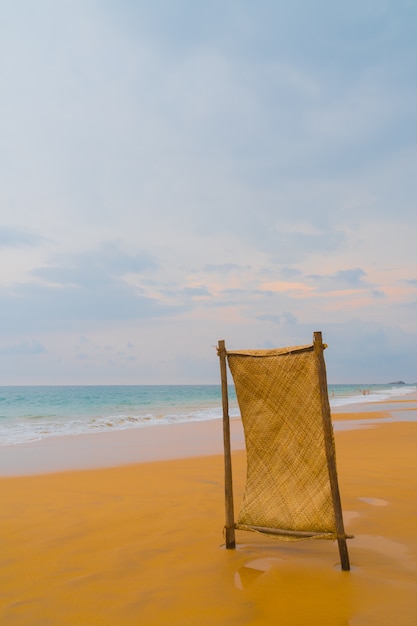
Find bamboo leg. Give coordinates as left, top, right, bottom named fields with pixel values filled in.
left=314, top=331, right=351, bottom=571
left=218, top=339, right=236, bottom=549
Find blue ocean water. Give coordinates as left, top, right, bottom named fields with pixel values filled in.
left=0, top=383, right=415, bottom=446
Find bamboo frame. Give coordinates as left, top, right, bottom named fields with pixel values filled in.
left=313, top=331, right=351, bottom=570
left=236, top=525, right=337, bottom=538
left=218, top=339, right=236, bottom=549
left=218, top=332, right=351, bottom=570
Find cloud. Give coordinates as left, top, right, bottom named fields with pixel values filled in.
left=334, top=268, right=367, bottom=285
left=0, top=243, right=181, bottom=332
left=255, top=312, right=298, bottom=325
left=0, top=340, right=46, bottom=355
left=204, top=263, right=248, bottom=273
left=32, top=241, right=158, bottom=288
left=322, top=320, right=417, bottom=383
left=0, top=227, right=45, bottom=248
left=0, top=281, right=178, bottom=333
left=182, top=286, right=212, bottom=297
left=305, top=267, right=372, bottom=294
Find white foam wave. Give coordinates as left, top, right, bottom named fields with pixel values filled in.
left=0, top=405, right=242, bottom=446
left=330, top=385, right=415, bottom=408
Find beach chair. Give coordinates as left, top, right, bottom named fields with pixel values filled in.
left=218, top=331, right=351, bottom=570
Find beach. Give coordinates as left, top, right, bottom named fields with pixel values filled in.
left=1, top=395, right=417, bottom=624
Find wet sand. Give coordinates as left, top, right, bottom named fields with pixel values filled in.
left=1, top=396, right=417, bottom=624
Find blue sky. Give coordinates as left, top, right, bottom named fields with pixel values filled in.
left=1, top=0, right=417, bottom=384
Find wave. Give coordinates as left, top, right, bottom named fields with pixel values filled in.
left=0, top=384, right=414, bottom=446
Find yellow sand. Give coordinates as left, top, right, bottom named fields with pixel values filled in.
left=1, top=406, right=417, bottom=624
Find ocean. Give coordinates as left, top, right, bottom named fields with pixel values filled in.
left=0, top=383, right=415, bottom=446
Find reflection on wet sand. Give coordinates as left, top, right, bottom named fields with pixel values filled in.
left=358, top=497, right=388, bottom=507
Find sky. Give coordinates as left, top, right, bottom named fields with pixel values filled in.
left=1, top=0, right=417, bottom=385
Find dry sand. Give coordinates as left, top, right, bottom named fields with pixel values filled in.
left=1, top=396, right=417, bottom=625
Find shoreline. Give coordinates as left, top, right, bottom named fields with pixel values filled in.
left=1, top=391, right=417, bottom=476
left=0, top=417, right=245, bottom=477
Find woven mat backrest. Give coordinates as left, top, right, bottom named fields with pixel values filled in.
left=227, top=345, right=337, bottom=539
